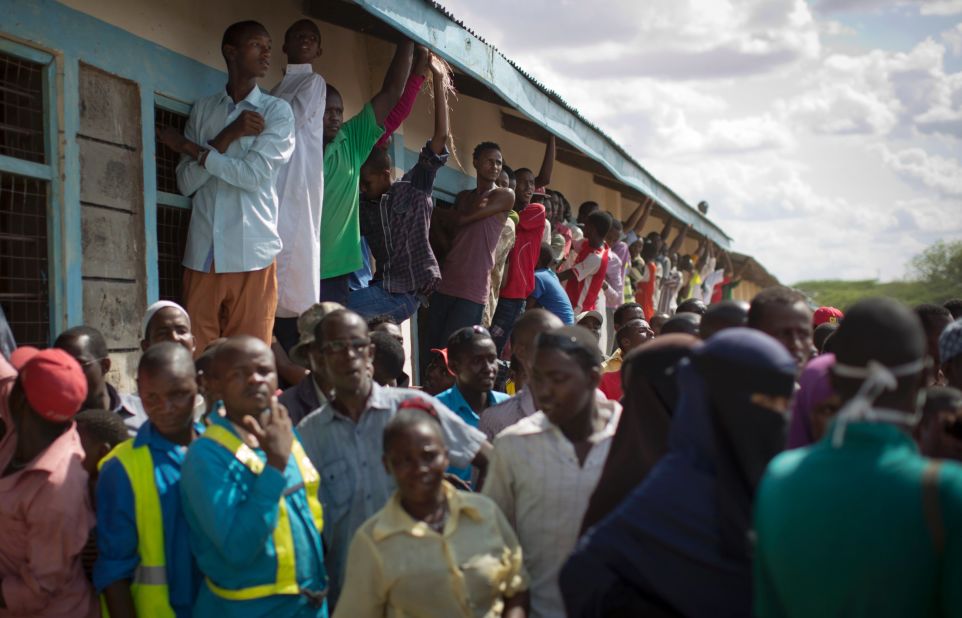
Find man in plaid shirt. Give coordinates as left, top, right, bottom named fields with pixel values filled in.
left=347, top=57, right=450, bottom=322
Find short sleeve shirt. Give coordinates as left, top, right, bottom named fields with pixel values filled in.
left=321, top=103, right=384, bottom=278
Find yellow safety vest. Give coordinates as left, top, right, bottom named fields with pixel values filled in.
left=99, top=441, right=176, bottom=618
left=200, top=424, right=324, bottom=601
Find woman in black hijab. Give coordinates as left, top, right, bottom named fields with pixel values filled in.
left=581, top=333, right=699, bottom=532
left=562, top=328, right=797, bottom=618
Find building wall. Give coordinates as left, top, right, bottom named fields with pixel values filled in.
left=4, top=0, right=734, bottom=389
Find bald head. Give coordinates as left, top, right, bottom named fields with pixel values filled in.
left=512, top=309, right=564, bottom=372
left=138, top=341, right=195, bottom=380
left=209, top=336, right=275, bottom=379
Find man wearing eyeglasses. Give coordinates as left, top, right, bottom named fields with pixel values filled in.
left=295, top=308, right=491, bottom=608
left=55, top=326, right=146, bottom=436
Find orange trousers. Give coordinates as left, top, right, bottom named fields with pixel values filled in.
left=182, top=262, right=277, bottom=356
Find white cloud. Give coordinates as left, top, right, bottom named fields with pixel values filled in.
left=920, top=0, right=962, bottom=15
left=439, top=0, right=821, bottom=80
left=878, top=145, right=962, bottom=196
left=941, top=22, right=962, bottom=54
left=779, top=38, right=962, bottom=139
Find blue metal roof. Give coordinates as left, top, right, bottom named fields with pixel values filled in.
left=348, top=0, right=732, bottom=247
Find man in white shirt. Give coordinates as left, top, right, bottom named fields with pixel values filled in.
left=157, top=20, right=295, bottom=355
left=270, top=19, right=327, bottom=352
left=483, top=325, right=621, bottom=618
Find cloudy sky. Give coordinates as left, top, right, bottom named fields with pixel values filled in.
left=437, top=0, right=962, bottom=284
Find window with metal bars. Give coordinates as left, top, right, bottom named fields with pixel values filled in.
left=154, top=104, right=191, bottom=303
left=0, top=50, right=49, bottom=347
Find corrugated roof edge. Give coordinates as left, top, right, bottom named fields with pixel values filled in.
left=348, top=0, right=732, bottom=247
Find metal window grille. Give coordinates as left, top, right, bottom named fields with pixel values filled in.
left=0, top=52, right=45, bottom=164
left=0, top=172, right=49, bottom=347
left=157, top=204, right=191, bottom=303
left=155, top=106, right=188, bottom=194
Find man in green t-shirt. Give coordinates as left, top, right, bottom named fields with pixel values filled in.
left=755, top=297, right=962, bottom=617
left=319, top=39, right=414, bottom=304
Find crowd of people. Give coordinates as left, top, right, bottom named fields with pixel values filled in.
left=3, top=17, right=962, bottom=618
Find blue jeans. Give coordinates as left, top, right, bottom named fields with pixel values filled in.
left=425, top=292, right=485, bottom=352
left=489, top=297, right=526, bottom=355
left=347, top=281, right=420, bottom=323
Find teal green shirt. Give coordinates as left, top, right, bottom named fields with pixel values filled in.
left=755, top=422, right=962, bottom=617
left=321, top=103, right=384, bottom=278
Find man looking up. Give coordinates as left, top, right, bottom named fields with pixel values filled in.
left=0, top=347, right=98, bottom=617
left=180, top=336, right=328, bottom=616
left=270, top=19, right=327, bottom=352
left=95, top=343, right=203, bottom=618
left=295, top=309, right=490, bottom=605
left=319, top=39, right=414, bottom=304
left=55, top=325, right=146, bottom=435
left=748, top=286, right=814, bottom=369
left=426, top=142, right=515, bottom=352
left=755, top=297, right=962, bottom=617
left=347, top=55, right=450, bottom=323
left=159, top=21, right=295, bottom=355
left=480, top=309, right=564, bottom=440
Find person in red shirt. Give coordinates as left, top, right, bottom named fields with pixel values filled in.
left=490, top=167, right=547, bottom=354
left=633, top=238, right=660, bottom=320
left=599, top=319, right=654, bottom=401
left=559, top=211, right=612, bottom=314
left=0, top=347, right=98, bottom=618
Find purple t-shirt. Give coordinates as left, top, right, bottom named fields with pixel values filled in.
left=437, top=212, right=508, bottom=304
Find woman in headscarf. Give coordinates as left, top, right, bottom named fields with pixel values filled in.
left=581, top=333, right=699, bottom=532
left=561, top=328, right=797, bottom=618
left=786, top=353, right=838, bottom=448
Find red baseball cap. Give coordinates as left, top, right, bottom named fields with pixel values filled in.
left=428, top=348, right=455, bottom=376
left=10, top=347, right=88, bottom=422
left=813, top=307, right=844, bottom=328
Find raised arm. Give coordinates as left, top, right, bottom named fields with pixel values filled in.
left=429, top=56, right=450, bottom=155
left=660, top=216, right=673, bottom=242
left=457, top=187, right=516, bottom=225
left=668, top=222, right=692, bottom=256
left=375, top=45, right=428, bottom=148
left=534, top=134, right=556, bottom=187
left=371, top=40, right=416, bottom=126
left=634, top=200, right=653, bottom=234
left=622, top=201, right=644, bottom=231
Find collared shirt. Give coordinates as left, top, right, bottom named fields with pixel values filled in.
left=478, top=387, right=537, bottom=441
left=436, top=385, right=509, bottom=482
left=755, top=421, right=962, bottom=618
left=0, top=424, right=99, bottom=618
left=322, top=103, right=384, bottom=278
left=333, top=482, right=528, bottom=618
left=94, top=422, right=204, bottom=617
left=271, top=65, right=326, bottom=317
left=177, top=85, right=295, bottom=274
left=358, top=142, right=449, bottom=294
left=179, top=414, right=327, bottom=618
left=107, top=382, right=148, bottom=437
left=296, top=383, right=486, bottom=604
left=482, top=401, right=621, bottom=618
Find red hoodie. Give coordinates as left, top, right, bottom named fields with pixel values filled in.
left=500, top=204, right=547, bottom=299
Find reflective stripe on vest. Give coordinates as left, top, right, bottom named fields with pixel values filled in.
left=99, top=441, right=176, bottom=618
left=200, top=424, right=324, bottom=600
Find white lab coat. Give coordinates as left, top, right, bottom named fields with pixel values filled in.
left=271, top=64, right=326, bottom=317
